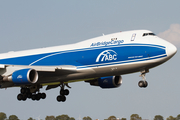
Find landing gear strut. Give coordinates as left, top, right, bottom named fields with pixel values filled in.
left=56, top=83, right=70, bottom=102
left=17, top=85, right=46, bottom=101
left=138, top=69, right=149, bottom=88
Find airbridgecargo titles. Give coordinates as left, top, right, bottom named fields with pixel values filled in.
left=90, top=39, right=124, bottom=47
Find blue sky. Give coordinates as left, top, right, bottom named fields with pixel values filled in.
left=0, top=1, right=180, bottom=120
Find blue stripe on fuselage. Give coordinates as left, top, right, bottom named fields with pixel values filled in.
left=0, top=44, right=166, bottom=68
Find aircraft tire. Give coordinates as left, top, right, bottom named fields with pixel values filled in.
left=22, top=95, right=27, bottom=101
left=60, top=90, right=65, bottom=95
left=64, top=89, right=69, bottom=96
left=20, top=88, right=26, bottom=94
left=138, top=80, right=148, bottom=88
left=143, top=81, right=148, bottom=88
left=41, top=93, right=46, bottom=99
left=32, top=94, right=36, bottom=101
left=27, top=93, right=32, bottom=98
left=57, top=95, right=66, bottom=102
left=36, top=94, right=41, bottom=101
left=17, top=94, right=23, bottom=101
left=25, top=88, right=30, bottom=93
left=57, top=95, right=61, bottom=102
left=61, top=95, right=66, bottom=102
left=138, top=81, right=143, bottom=87
left=60, top=89, right=69, bottom=96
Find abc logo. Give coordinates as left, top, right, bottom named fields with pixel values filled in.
left=96, top=50, right=117, bottom=62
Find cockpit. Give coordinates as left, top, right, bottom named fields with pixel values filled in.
left=142, top=33, right=156, bottom=36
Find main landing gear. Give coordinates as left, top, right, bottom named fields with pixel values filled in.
left=17, top=83, right=71, bottom=102
left=56, top=83, right=70, bottom=102
left=17, top=85, right=46, bottom=101
left=138, top=69, right=149, bottom=88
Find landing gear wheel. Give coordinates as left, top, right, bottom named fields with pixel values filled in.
left=138, top=81, right=144, bottom=87
left=60, top=90, right=65, bottom=95
left=143, top=81, right=148, bottom=87
left=57, top=95, right=61, bottom=102
left=22, top=95, right=27, bottom=101
left=36, top=94, right=41, bottom=101
left=61, top=95, right=66, bottom=102
left=56, top=95, right=66, bottom=102
left=60, top=89, right=69, bottom=96
left=21, top=88, right=30, bottom=94
left=41, top=93, right=46, bottom=99
left=18, top=85, right=47, bottom=101
left=27, top=93, right=32, bottom=98
left=32, top=94, right=36, bottom=101
left=17, top=94, right=23, bottom=101
left=138, top=69, right=149, bottom=88
left=138, top=80, right=148, bottom=88
left=20, top=88, right=26, bottom=94
left=64, top=89, right=69, bottom=96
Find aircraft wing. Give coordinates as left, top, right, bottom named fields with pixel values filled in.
left=0, top=64, right=80, bottom=88
left=29, top=65, right=77, bottom=72
left=3, top=65, right=77, bottom=72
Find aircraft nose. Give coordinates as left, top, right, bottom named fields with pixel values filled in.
left=166, top=43, right=177, bottom=58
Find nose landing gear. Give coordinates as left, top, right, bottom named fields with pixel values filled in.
left=138, top=69, right=149, bottom=88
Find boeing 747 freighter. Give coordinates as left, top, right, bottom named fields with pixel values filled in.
left=0, top=30, right=177, bottom=102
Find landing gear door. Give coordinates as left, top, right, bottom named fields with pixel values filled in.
left=131, top=33, right=136, bottom=41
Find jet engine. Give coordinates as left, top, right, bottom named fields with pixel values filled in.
left=3, top=68, right=38, bottom=84
left=86, top=76, right=122, bottom=88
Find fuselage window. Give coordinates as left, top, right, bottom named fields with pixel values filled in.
left=143, top=33, right=156, bottom=36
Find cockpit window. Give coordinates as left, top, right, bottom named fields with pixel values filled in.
left=143, top=33, right=156, bottom=36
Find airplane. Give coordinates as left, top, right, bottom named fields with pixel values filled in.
left=0, top=30, right=177, bottom=102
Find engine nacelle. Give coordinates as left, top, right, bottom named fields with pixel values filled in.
left=87, top=76, right=122, bottom=88
left=4, top=68, right=38, bottom=84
